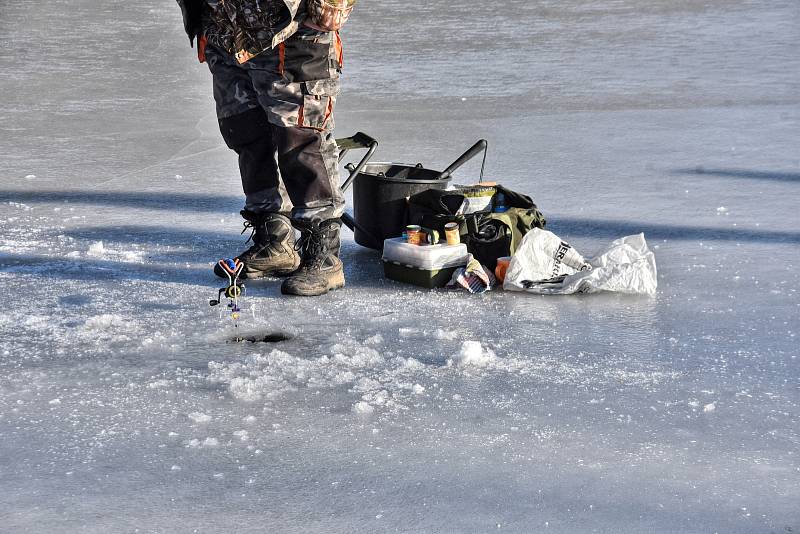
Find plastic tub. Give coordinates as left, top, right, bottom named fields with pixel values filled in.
left=381, top=238, right=469, bottom=288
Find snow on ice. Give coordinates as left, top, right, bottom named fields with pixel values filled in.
left=0, top=0, right=798, bottom=532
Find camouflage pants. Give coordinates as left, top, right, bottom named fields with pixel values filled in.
left=204, top=26, right=344, bottom=223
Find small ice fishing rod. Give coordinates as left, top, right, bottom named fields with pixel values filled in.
left=209, top=258, right=246, bottom=330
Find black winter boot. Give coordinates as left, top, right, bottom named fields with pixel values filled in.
left=215, top=211, right=301, bottom=279
left=280, top=219, right=345, bottom=296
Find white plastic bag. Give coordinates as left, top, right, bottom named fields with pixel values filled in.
left=502, top=228, right=591, bottom=285
left=503, top=229, right=657, bottom=295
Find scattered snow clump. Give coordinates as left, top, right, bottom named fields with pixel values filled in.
left=353, top=401, right=374, bottom=415
left=364, top=334, right=383, bottom=345
left=448, top=341, right=497, bottom=368
left=434, top=329, right=458, bottom=340
left=83, top=314, right=124, bottom=330
left=403, top=358, right=424, bottom=370
left=185, top=437, right=219, bottom=449
left=87, top=241, right=107, bottom=257
left=398, top=327, right=415, bottom=337
left=188, top=412, right=212, bottom=424
left=24, top=315, right=50, bottom=329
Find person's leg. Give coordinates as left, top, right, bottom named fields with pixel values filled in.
left=248, top=28, right=346, bottom=295
left=205, top=44, right=300, bottom=277
left=271, top=120, right=345, bottom=296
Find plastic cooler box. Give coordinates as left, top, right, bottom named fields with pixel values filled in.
left=381, top=238, right=469, bottom=288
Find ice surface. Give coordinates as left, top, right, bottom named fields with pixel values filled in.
left=1, top=0, right=799, bottom=532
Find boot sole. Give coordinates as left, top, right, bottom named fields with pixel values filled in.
left=280, top=270, right=345, bottom=297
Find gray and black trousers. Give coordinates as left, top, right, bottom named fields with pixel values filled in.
left=204, top=26, right=345, bottom=223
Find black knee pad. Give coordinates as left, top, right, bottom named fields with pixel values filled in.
left=218, top=107, right=271, bottom=150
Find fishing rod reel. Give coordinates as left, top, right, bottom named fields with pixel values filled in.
left=209, top=258, right=245, bottom=312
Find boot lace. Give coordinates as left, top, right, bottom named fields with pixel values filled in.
left=241, top=220, right=257, bottom=243
left=295, top=228, right=327, bottom=270
left=240, top=220, right=277, bottom=258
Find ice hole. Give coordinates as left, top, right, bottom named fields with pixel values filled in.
left=227, top=331, right=294, bottom=344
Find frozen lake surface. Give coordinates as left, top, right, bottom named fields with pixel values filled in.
left=1, top=0, right=798, bottom=532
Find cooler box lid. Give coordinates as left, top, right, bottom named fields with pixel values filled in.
left=382, top=238, right=469, bottom=270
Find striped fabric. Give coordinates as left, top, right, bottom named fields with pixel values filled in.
left=446, top=254, right=496, bottom=294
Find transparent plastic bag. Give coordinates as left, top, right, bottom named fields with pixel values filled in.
left=503, top=229, right=657, bottom=295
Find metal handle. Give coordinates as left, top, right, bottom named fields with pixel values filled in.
left=340, top=212, right=380, bottom=247
left=337, top=131, right=378, bottom=193
left=436, top=139, right=488, bottom=181
left=335, top=132, right=380, bottom=242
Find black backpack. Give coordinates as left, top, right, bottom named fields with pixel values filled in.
left=406, top=185, right=546, bottom=270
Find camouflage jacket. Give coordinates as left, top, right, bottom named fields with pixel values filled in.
left=176, top=0, right=304, bottom=62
